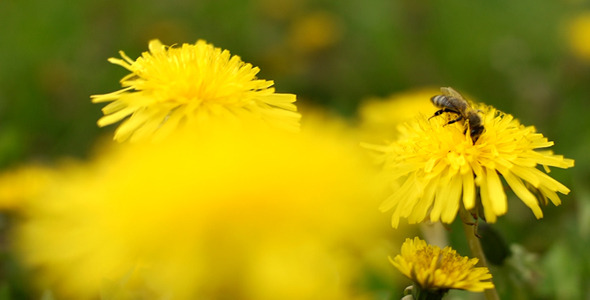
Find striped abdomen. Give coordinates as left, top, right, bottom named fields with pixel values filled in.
left=430, top=95, right=469, bottom=113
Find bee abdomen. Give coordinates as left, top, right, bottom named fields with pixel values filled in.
left=430, top=95, right=450, bottom=108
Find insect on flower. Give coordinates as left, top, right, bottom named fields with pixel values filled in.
left=429, top=87, right=485, bottom=142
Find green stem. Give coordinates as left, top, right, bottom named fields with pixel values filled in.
left=459, top=206, right=500, bottom=300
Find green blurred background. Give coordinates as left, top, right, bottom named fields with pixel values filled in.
left=1, top=0, right=589, bottom=299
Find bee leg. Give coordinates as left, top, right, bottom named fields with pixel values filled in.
left=429, top=108, right=457, bottom=120
left=469, top=211, right=482, bottom=238
left=444, top=115, right=463, bottom=126
left=472, top=220, right=482, bottom=238
left=428, top=109, right=445, bottom=120
left=460, top=211, right=482, bottom=238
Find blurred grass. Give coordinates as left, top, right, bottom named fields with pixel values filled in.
left=1, top=0, right=589, bottom=298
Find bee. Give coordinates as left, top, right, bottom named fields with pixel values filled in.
left=429, top=87, right=484, bottom=142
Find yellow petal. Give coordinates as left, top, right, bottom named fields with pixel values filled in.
left=409, top=179, right=437, bottom=223
left=441, top=174, right=462, bottom=223
left=500, top=170, right=543, bottom=218
left=478, top=178, right=497, bottom=223
left=97, top=106, right=136, bottom=127
left=485, top=167, right=507, bottom=216
left=462, top=172, right=476, bottom=210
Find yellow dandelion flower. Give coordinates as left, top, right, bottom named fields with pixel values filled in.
left=16, top=119, right=393, bottom=299
left=391, top=237, right=494, bottom=293
left=92, top=39, right=301, bottom=142
left=367, top=96, right=574, bottom=228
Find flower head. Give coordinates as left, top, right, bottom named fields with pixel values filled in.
left=92, top=39, right=300, bottom=142
left=391, top=237, right=494, bottom=292
left=16, top=120, right=392, bottom=299
left=367, top=98, right=574, bottom=227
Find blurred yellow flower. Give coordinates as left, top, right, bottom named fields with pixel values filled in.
left=0, top=162, right=83, bottom=211
left=391, top=237, right=494, bottom=293
left=566, top=12, right=590, bottom=61
left=366, top=103, right=574, bottom=228
left=357, top=88, right=439, bottom=143
left=0, top=165, right=56, bottom=210
left=288, top=11, right=343, bottom=54
left=16, top=120, right=393, bottom=299
left=92, top=39, right=301, bottom=142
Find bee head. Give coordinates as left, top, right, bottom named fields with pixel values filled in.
left=467, top=113, right=484, bottom=142
left=470, top=125, right=484, bottom=142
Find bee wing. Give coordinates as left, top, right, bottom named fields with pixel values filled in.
left=441, top=87, right=465, bottom=100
